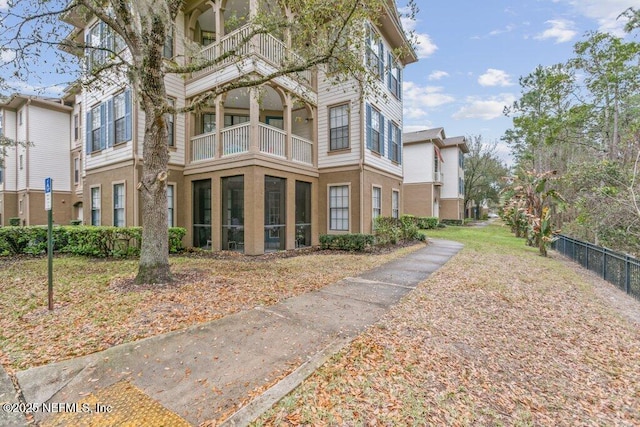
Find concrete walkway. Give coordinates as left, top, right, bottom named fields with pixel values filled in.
left=1, top=239, right=462, bottom=426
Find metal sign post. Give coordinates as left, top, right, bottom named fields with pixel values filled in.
left=45, top=177, right=53, bottom=311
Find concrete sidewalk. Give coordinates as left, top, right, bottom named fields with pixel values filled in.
left=2, top=239, right=462, bottom=426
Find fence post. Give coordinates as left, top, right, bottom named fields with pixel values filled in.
left=585, top=242, right=589, bottom=270
left=625, top=254, right=631, bottom=295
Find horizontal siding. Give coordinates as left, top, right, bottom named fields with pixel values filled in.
left=3, top=110, right=17, bottom=191
left=166, top=74, right=186, bottom=166
left=28, top=106, right=71, bottom=191
left=317, top=75, right=362, bottom=168
left=17, top=107, right=27, bottom=190
left=441, top=148, right=461, bottom=199
left=363, top=92, right=403, bottom=176
left=403, top=143, right=433, bottom=183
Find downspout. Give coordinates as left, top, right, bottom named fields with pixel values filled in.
left=25, top=99, right=31, bottom=225
left=359, top=98, right=365, bottom=234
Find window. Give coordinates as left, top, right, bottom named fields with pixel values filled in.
left=459, top=177, right=465, bottom=195
left=201, top=31, right=215, bottom=46
left=366, top=104, right=384, bottom=154
left=74, top=114, right=80, bottom=141
left=387, top=55, right=402, bottom=99
left=163, top=31, right=174, bottom=59
left=388, top=121, right=401, bottom=162
left=329, top=185, right=349, bottom=231
left=91, top=187, right=101, bottom=225
left=113, top=92, right=127, bottom=144
left=86, top=89, right=131, bottom=153
left=19, top=155, right=23, bottom=170
left=19, top=199, right=23, bottom=214
left=167, top=98, right=175, bottom=147
left=224, top=114, right=249, bottom=127
left=167, top=184, right=175, bottom=227
left=91, top=104, right=102, bottom=151
left=372, top=187, right=381, bottom=222
left=74, top=157, right=80, bottom=184
left=459, top=151, right=464, bottom=168
left=0, top=166, right=3, bottom=184
left=18, top=111, right=22, bottom=125
left=202, top=113, right=215, bottom=133
left=113, top=183, right=125, bottom=227
left=366, top=25, right=384, bottom=80
left=392, top=190, right=399, bottom=219
left=329, top=104, right=349, bottom=150
left=86, top=21, right=124, bottom=71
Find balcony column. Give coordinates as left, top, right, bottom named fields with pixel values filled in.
left=284, top=6, right=293, bottom=51
left=214, top=0, right=224, bottom=40
left=283, top=92, right=292, bottom=160
left=249, top=0, right=258, bottom=18
left=310, top=106, right=317, bottom=167
left=215, top=95, right=224, bottom=158
left=249, top=87, right=260, bottom=154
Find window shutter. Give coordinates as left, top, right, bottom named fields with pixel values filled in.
left=398, top=128, right=402, bottom=164
left=106, top=98, right=114, bottom=147
left=100, top=103, right=106, bottom=150
left=378, top=41, right=384, bottom=79
left=366, top=103, right=372, bottom=150
left=388, top=120, right=393, bottom=160
left=85, top=32, right=92, bottom=71
left=398, top=67, right=403, bottom=100
left=387, top=53, right=392, bottom=90
left=124, top=89, right=132, bottom=141
left=86, top=111, right=92, bottom=153
left=379, top=113, right=385, bottom=156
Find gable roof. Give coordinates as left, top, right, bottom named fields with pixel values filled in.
left=403, top=127, right=446, bottom=145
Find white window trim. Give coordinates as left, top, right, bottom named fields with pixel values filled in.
left=327, top=183, right=351, bottom=234
left=392, top=189, right=400, bottom=219
left=112, top=180, right=126, bottom=227
left=372, top=185, right=382, bottom=226
left=90, top=185, right=101, bottom=226
left=167, top=182, right=176, bottom=228
left=328, top=102, right=350, bottom=151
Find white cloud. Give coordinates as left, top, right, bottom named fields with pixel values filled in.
left=404, top=124, right=435, bottom=133
left=0, top=0, right=8, bottom=10
left=452, top=94, right=516, bottom=120
left=478, top=69, right=514, bottom=87
left=489, top=24, right=516, bottom=36
left=1, top=49, right=16, bottom=63
left=535, top=19, right=577, bottom=43
left=400, top=13, right=438, bottom=58
left=560, top=0, right=640, bottom=35
left=428, top=70, right=449, bottom=81
left=8, top=81, right=66, bottom=96
left=403, top=81, right=455, bottom=120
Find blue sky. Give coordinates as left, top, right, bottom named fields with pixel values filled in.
left=2, top=0, right=640, bottom=164
left=401, top=0, right=640, bottom=164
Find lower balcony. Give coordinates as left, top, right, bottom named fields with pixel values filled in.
left=190, top=122, right=313, bottom=166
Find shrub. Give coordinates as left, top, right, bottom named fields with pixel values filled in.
left=400, top=215, right=420, bottom=241
left=8, top=217, right=20, bottom=226
left=373, top=217, right=402, bottom=245
left=69, top=219, right=83, bottom=226
left=416, top=216, right=439, bottom=229
left=440, top=219, right=464, bottom=226
left=319, top=234, right=375, bottom=251
left=0, top=226, right=186, bottom=258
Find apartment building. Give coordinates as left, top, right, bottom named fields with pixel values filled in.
left=403, top=128, right=468, bottom=220
left=0, top=95, right=74, bottom=226
left=3, top=1, right=416, bottom=255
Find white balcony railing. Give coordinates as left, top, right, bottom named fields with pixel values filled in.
left=259, top=123, right=286, bottom=158
left=189, top=123, right=312, bottom=165
left=434, top=171, right=444, bottom=183
left=192, top=25, right=312, bottom=84
left=221, top=122, right=250, bottom=156
left=191, top=132, right=216, bottom=162
left=292, top=135, right=313, bottom=165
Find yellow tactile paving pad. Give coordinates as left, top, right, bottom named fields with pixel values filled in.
left=42, top=380, right=190, bottom=427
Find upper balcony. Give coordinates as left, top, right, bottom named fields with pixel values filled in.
left=186, top=85, right=315, bottom=169
left=184, top=0, right=314, bottom=93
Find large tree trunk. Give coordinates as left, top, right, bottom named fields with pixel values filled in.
left=134, top=19, right=172, bottom=284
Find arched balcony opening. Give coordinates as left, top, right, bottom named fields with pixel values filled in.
left=189, top=85, right=314, bottom=165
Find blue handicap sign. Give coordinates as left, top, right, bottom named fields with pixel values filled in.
left=45, top=177, right=52, bottom=193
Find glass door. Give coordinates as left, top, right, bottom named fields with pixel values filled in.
left=264, top=176, right=286, bottom=251
left=221, top=176, right=245, bottom=252
left=192, top=179, right=211, bottom=248
left=295, top=181, right=311, bottom=247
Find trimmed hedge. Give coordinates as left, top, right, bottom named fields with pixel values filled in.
left=319, top=233, right=375, bottom=251
left=373, top=215, right=427, bottom=246
left=0, top=226, right=186, bottom=258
